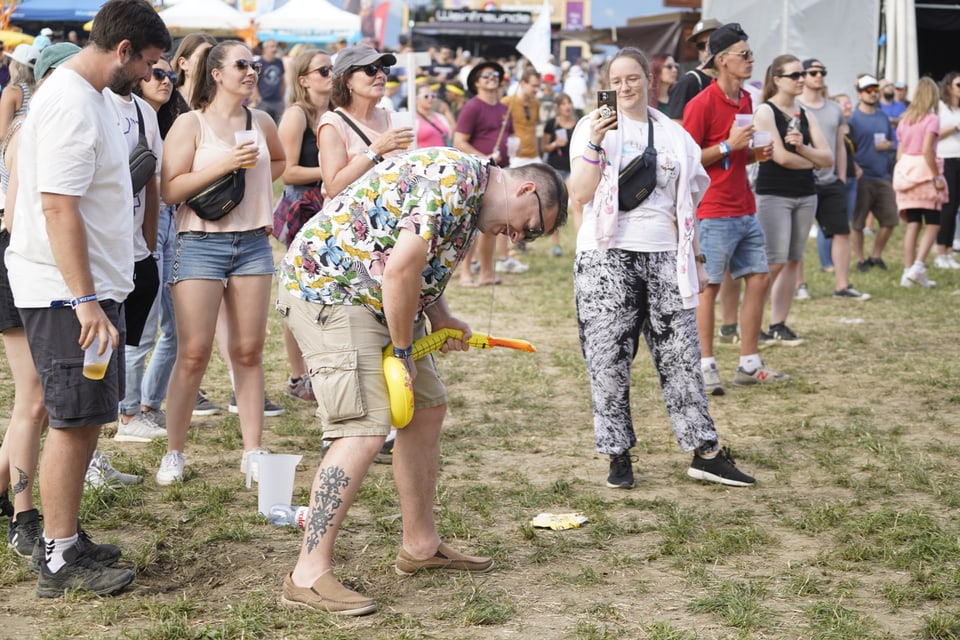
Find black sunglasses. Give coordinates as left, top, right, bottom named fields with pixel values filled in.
left=806, top=69, right=827, bottom=77
left=777, top=71, right=806, bottom=81
left=523, top=190, right=546, bottom=242
left=151, top=69, right=177, bottom=83
left=306, top=65, right=332, bottom=78
left=354, top=63, right=390, bottom=77
left=234, top=59, right=263, bottom=74
left=695, top=41, right=708, bottom=51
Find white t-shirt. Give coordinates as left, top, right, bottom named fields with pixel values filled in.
left=6, top=67, right=135, bottom=307
left=572, top=113, right=680, bottom=253
left=938, top=100, right=960, bottom=159
left=105, top=90, right=163, bottom=262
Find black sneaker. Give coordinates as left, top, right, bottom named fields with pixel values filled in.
left=687, top=447, right=755, bottom=487
left=833, top=285, right=871, bottom=300
left=8, top=508, right=42, bottom=557
left=856, top=259, right=872, bottom=273
left=871, top=257, right=888, bottom=271
left=0, top=490, right=12, bottom=518
left=374, top=438, right=394, bottom=465
left=36, top=538, right=134, bottom=599
left=768, top=322, right=805, bottom=346
left=29, top=524, right=122, bottom=573
left=606, top=453, right=636, bottom=489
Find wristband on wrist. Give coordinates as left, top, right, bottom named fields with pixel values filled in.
left=363, top=148, right=383, bottom=164
left=586, top=141, right=603, bottom=153
left=581, top=156, right=600, bottom=165
left=50, top=293, right=98, bottom=309
left=718, top=141, right=731, bottom=158
left=393, top=345, right=413, bottom=360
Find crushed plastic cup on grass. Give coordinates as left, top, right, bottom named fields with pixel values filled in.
left=531, top=512, right=589, bottom=530
left=839, top=317, right=865, bottom=324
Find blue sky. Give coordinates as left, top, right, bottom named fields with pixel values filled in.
left=590, top=0, right=668, bottom=28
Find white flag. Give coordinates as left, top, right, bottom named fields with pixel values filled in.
left=516, top=0, right=552, bottom=75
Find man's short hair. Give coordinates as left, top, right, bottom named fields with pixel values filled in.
left=91, top=0, right=171, bottom=55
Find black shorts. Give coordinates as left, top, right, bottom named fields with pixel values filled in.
left=904, top=208, right=940, bottom=225
left=0, top=229, right=23, bottom=333
left=124, top=257, right=160, bottom=346
left=814, top=180, right=849, bottom=238
left=20, top=301, right=126, bottom=428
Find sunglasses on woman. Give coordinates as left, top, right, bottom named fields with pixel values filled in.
left=777, top=71, right=806, bottom=81
left=419, top=93, right=437, bottom=99
left=233, top=59, right=263, bottom=74
left=306, top=65, right=332, bottom=78
left=354, top=63, right=390, bottom=77
left=151, top=69, right=177, bottom=83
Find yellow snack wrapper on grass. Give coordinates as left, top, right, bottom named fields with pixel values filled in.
left=530, top=512, right=589, bottom=530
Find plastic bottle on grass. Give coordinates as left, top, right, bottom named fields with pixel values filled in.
left=268, top=504, right=309, bottom=529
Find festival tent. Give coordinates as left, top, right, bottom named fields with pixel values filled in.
left=9, top=0, right=105, bottom=22
left=158, top=0, right=252, bottom=38
left=256, top=0, right=361, bottom=44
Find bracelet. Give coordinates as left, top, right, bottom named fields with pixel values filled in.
left=586, top=141, right=603, bottom=153
left=718, top=141, right=731, bottom=158
left=363, top=148, right=383, bottom=164
left=393, top=345, right=413, bottom=360
left=581, top=156, right=601, bottom=165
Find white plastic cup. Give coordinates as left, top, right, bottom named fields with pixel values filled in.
left=752, top=130, right=772, bottom=162
left=507, top=135, right=521, bottom=158
left=234, top=129, right=259, bottom=168
left=389, top=111, right=414, bottom=129
left=83, top=336, right=113, bottom=380
left=254, top=454, right=303, bottom=516
left=873, top=132, right=886, bottom=148
left=734, top=114, right=753, bottom=128
left=554, top=128, right=568, bottom=144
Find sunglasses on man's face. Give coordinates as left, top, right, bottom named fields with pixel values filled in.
left=695, top=41, right=708, bottom=51
left=234, top=59, right=263, bottom=74
left=355, top=63, right=390, bottom=77
left=479, top=71, right=501, bottom=81
left=806, top=69, right=827, bottom=77
left=151, top=69, right=177, bottom=83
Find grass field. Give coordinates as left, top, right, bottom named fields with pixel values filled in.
left=2, top=221, right=960, bottom=640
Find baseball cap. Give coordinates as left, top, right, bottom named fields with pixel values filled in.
left=34, top=42, right=80, bottom=82
left=5, top=43, right=39, bottom=68
left=703, top=23, right=749, bottom=69
left=802, top=58, right=824, bottom=71
left=40, top=27, right=53, bottom=36
left=688, top=18, right=723, bottom=43
left=543, top=73, right=556, bottom=84
left=331, top=45, right=397, bottom=78
left=857, top=75, right=879, bottom=91
left=894, top=81, right=907, bottom=89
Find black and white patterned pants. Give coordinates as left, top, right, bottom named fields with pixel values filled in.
left=574, top=249, right=718, bottom=456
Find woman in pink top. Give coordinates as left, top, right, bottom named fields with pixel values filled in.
left=892, top=77, right=947, bottom=288
left=158, top=42, right=285, bottom=485
left=415, top=82, right=453, bottom=148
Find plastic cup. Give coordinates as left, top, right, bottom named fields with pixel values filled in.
left=873, top=132, right=886, bottom=148
left=83, top=336, right=112, bottom=380
left=734, top=114, right=753, bottom=128
left=234, top=129, right=259, bottom=168
left=752, top=130, right=772, bottom=162
left=554, top=128, right=568, bottom=144
left=507, top=135, right=521, bottom=158
left=252, top=453, right=303, bottom=515
left=389, top=111, right=414, bottom=129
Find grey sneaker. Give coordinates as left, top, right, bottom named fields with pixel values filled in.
left=794, top=283, right=811, bottom=300
left=114, top=413, right=167, bottom=443
left=833, top=285, right=871, bottom=300
left=36, top=538, right=134, bottom=598
left=193, top=389, right=221, bottom=416
left=141, top=407, right=166, bottom=428
left=494, top=256, right=529, bottom=274
left=285, top=376, right=316, bottom=402
left=733, top=364, right=790, bottom=386
left=8, top=508, right=42, bottom=557
left=86, top=451, right=143, bottom=489
left=374, top=437, right=394, bottom=465
left=701, top=363, right=725, bottom=396
left=229, top=394, right=285, bottom=417
left=717, top=324, right=740, bottom=346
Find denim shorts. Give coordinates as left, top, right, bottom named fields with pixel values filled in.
left=698, top=214, right=769, bottom=283
left=170, top=227, right=275, bottom=286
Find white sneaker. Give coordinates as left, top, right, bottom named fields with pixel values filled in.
left=86, top=450, right=143, bottom=489
left=934, top=254, right=960, bottom=270
left=907, top=264, right=936, bottom=288
left=701, top=363, right=725, bottom=396
left=241, top=447, right=270, bottom=482
left=900, top=271, right=913, bottom=288
left=156, top=451, right=186, bottom=485
left=794, top=283, right=811, bottom=300
left=114, top=413, right=167, bottom=443
left=495, top=257, right=529, bottom=274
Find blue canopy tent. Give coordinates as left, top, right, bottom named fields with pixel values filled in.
left=10, top=0, right=107, bottom=22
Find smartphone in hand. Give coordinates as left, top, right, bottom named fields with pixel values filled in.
left=597, top=90, right=618, bottom=130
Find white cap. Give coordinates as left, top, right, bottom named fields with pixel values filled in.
left=856, top=75, right=879, bottom=90
left=40, top=27, right=53, bottom=36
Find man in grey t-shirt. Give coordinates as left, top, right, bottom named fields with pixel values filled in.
left=798, top=58, right=869, bottom=300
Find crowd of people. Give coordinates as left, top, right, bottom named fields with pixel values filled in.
left=0, top=0, right=956, bottom=617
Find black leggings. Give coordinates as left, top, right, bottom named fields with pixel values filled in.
left=904, top=208, right=940, bottom=225
left=937, top=157, right=960, bottom=247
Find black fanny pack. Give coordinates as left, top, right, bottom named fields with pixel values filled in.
left=617, top=118, right=657, bottom=211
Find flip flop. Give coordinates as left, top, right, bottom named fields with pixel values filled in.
left=476, top=278, right=503, bottom=286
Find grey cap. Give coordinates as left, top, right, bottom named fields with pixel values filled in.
left=688, top=18, right=723, bottom=43
left=332, top=45, right=397, bottom=77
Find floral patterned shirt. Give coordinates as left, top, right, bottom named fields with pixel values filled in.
left=279, top=148, right=489, bottom=322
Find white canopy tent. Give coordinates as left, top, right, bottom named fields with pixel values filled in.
left=256, top=0, right=361, bottom=44
left=702, top=0, right=918, bottom=97
left=159, top=0, right=253, bottom=37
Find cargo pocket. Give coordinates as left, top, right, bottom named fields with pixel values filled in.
left=310, top=349, right=364, bottom=423
left=46, top=357, right=115, bottom=421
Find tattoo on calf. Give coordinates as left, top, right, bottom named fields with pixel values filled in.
left=305, top=465, right=351, bottom=553
left=12, top=467, right=28, bottom=497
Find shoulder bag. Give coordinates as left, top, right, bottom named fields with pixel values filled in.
left=185, top=107, right=251, bottom=221
left=617, top=118, right=658, bottom=211
left=129, top=100, right=158, bottom=194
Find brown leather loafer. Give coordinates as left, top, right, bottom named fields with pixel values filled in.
left=395, top=542, right=495, bottom=576
left=280, top=572, right=377, bottom=616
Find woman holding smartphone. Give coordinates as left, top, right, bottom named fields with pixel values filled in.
left=569, top=47, right=755, bottom=491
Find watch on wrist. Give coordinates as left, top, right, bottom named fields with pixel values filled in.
left=363, top=148, right=383, bottom=164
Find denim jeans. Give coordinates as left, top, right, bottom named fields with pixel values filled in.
left=121, top=205, right=178, bottom=413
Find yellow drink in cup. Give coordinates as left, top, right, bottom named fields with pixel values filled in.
left=83, top=336, right=112, bottom=381
left=235, top=130, right=259, bottom=168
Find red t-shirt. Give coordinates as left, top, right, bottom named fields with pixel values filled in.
left=683, top=80, right=755, bottom=219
